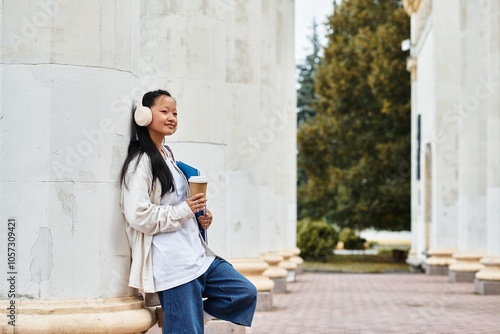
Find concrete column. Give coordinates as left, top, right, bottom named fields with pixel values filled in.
left=450, top=0, right=489, bottom=283
left=421, top=0, right=460, bottom=274
left=407, top=52, right=421, bottom=271
left=411, top=25, right=457, bottom=275
left=139, top=0, right=230, bottom=253
left=426, top=0, right=460, bottom=274
left=409, top=4, right=440, bottom=272
left=258, top=0, right=297, bottom=255
left=475, top=0, right=500, bottom=295
left=223, top=0, right=281, bottom=311
left=224, top=0, right=263, bottom=258
left=0, top=1, right=156, bottom=333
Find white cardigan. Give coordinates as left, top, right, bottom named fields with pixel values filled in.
left=120, top=149, right=215, bottom=293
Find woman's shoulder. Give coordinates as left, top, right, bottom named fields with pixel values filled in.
left=125, top=152, right=152, bottom=175
left=163, top=145, right=176, bottom=161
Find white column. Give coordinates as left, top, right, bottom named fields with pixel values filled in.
left=431, top=0, right=460, bottom=258
left=258, top=0, right=296, bottom=254
left=475, top=0, right=500, bottom=295
left=225, top=0, right=295, bottom=310
left=0, top=1, right=155, bottom=333
left=222, top=0, right=277, bottom=311
left=421, top=0, right=461, bottom=275
left=224, top=0, right=263, bottom=258
left=407, top=53, right=420, bottom=270
left=139, top=0, right=230, bottom=254
left=450, top=0, right=489, bottom=283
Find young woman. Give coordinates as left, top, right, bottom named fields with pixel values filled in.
left=120, top=90, right=257, bottom=333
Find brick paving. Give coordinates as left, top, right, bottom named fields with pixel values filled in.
left=246, top=272, right=500, bottom=334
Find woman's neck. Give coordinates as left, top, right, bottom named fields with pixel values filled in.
left=150, top=134, right=164, bottom=150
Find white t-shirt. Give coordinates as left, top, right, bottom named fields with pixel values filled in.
left=151, top=155, right=215, bottom=292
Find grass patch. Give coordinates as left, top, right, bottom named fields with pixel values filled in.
left=303, top=254, right=410, bottom=273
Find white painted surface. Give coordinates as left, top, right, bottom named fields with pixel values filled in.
left=410, top=0, right=499, bottom=260
left=431, top=0, right=460, bottom=250
left=138, top=0, right=296, bottom=258
left=486, top=1, right=500, bottom=256
left=0, top=0, right=296, bottom=304
left=0, top=66, right=137, bottom=298
left=457, top=0, right=488, bottom=253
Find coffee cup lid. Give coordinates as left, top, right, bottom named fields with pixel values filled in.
left=188, top=176, right=208, bottom=183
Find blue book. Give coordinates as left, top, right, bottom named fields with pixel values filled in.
left=176, top=161, right=207, bottom=242
left=176, top=161, right=199, bottom=180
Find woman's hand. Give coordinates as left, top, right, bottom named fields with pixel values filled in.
left=198, top=209, right=213, bottom=230
left=187, top=193, right=207, bottom=214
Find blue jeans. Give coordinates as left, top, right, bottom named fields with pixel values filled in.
left=157, top=257, right=257, bottom=334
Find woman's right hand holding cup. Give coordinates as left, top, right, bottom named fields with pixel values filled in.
left=187, top=193, right=207, bottom=213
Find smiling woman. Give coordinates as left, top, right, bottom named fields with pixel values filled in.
left=119, top=90, right=258, bottom=334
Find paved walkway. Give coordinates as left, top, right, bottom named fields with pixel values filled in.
left=247, top=272, right=500, bottom=334
left=147, top=272, right=500, bottom=333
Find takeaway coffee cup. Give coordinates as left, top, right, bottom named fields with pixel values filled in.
left=188, top=176, right=208, bottom=196
left=189, top=176, right=208, bottom=216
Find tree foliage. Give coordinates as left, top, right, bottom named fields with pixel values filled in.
left=296, top=20, right=322, bottom=192
left=297, top=0, right=411, bottom=231
left=296, top=19, right=321, bottom=126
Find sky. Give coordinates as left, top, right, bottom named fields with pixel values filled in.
left=294, top=0, right=335, bottom=64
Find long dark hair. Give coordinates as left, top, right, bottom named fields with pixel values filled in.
left=120, top=90, right=175, bottom=196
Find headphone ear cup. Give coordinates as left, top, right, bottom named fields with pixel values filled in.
left=134, top=104, right=152, bottom=126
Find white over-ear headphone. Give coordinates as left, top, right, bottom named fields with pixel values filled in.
left=134, top=99, right=152, bottom=126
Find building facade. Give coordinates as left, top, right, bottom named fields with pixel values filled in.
left=405, top=0, right=500, bottom=293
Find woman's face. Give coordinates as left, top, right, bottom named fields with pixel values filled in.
left=147, top=95, right=178, bottom=138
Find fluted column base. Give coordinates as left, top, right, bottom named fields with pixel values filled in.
left=425, top=249, right=456, bottom=275
left=406, top=248, right=424, bottom=273
left=262, top=252, right=288, bottom=293
left=230, top=258, right=274, bottom=311
left=475, top=256, right=500, bottom=295
left=278, top=249, right=298, bottom=282
left=449, top=251, right=486, bottom=283
left=0, top=297, right=156, bottom=334
left=290, top=247, right=304, bottom=275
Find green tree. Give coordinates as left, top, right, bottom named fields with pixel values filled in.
left=296, top=19, right=321, bottom=126
left=297, top=0, right=411, bottom=231
left=296, top=19, right=322, bottom=207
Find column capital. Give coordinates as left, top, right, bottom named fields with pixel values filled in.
left=402, top=0, right=422, bottom=16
